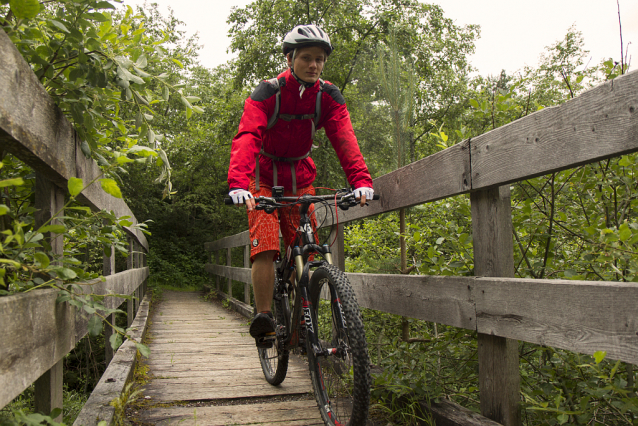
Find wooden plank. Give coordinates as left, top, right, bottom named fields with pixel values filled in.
left=471, top=69, right=638, bottom=189
left=346, top=273, right=476, bottom=330
left=471, top=186, right=520, bottom=426
left=142, top=384, right=312, bottom=402
left=73, top=293, right=151, bottom=426
left=474, top=277, right=638, bottom=365
left=0, top=30, right=148, bottom=250
left=0, top=268, right=148, bottom=409
left=137, top=400, right=322, bottom=426
left=204, top=230, right=250, bottom=251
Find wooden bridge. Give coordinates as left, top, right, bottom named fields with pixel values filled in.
left=2, top=24, right=638, bottom=426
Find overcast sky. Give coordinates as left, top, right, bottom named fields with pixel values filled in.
left=128, top=0, right=637, bottom=77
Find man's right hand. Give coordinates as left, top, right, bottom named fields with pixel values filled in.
left=229, top=189, right=256, bottom=211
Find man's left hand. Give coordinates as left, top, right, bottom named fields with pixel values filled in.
left=353, top=187, right=374, bottom=207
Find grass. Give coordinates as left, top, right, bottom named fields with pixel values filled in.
left=0, top=385, right=89, bottom=426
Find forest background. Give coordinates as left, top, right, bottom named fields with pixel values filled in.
left=0, top=0, right=636, bottom=424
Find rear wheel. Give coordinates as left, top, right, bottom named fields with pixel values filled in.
left=258, top=273, right=289, bottom=385
left=307, top=264, right=370, bottom=425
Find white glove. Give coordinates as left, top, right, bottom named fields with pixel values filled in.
left=353, top=187, right=374, bottom=201
left=229, top=189, right=254, bottom=205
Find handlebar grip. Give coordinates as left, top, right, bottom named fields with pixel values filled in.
left=372, top=194, right=380, bottom=200
left=224, top=197, right=234, bottom=205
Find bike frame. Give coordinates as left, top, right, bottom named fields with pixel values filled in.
left=274, top=201, right=347, bottom=358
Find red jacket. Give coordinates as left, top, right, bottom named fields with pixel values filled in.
left=228, top=69, right=373, bottom=191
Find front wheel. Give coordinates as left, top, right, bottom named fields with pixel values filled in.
left=307, top=264, right=370, bottom=425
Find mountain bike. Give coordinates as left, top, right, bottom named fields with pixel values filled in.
left=226, top=188, right=378, bottom=426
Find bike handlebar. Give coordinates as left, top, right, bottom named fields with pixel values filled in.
left=224, top=192, right=380, bottom=209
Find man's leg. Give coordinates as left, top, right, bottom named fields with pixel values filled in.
left=251, top=250, right=277, bottom=313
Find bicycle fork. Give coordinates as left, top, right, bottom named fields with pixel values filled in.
left=295, top=258, right=349, bottom=359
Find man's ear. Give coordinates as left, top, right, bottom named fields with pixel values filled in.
left=286, top=53, right=293, bottom=68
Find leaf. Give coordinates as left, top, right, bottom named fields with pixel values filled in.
left=110, top=332, right=122, bottom=351
left=593, top=351, right=607, bottom=364
left=436, top=237, right=445, bottom=245
left=100, top=179, right=123, bottom=198
left=48, top=19, right=70, bottom=33
left=0, top=204, right=8, bottom=215
left=79, top=139, right=92, bottom=158
left=172, top=58, right=184, bottom=69
left=135, top=55, right=148, bottom=69
left=39, top=224, right=65, bottom=234
left=85, top=12, right=108, bottom=22
left=9, top=0, right=40, bottom=19
left=68, top=177, right=84, bottom=197
left=34, top=252, right=50, bottom=268
left=185, top=96, right=201, bottom=103
left=0, top=177, right=24, bottom=187
left=49, top=408, right=62, bottom=419
left=88, top=314, right=103, bottom=336
left=54, top=267, right=77, bottom=280
left=93, top=1, right=115, bottom=9
left=192, top=105, right=205, bottom=114
left=136, top=342, right=151, bottom=357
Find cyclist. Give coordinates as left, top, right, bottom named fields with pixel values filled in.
left=227, top=24, right=374, bottom=348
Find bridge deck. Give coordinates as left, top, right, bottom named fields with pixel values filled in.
left=131, top=291, right=323, bottom=425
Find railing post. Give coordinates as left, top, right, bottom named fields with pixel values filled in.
left=127, top=236, right=134, bottom=327
left=227, top=247, right=232, bottom=297
left=244, top=245, right=251, bottom=305
left=328, top=224, right=346, bottom=271
left=103, top=245, right=116, bottom=366
left=33, top=174, right=64, bottom=421
left=470, top=186, right=521, bottom=426
left=216, top=250, right=220, bottom=292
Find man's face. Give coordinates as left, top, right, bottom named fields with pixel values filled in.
left=287, top=46, right=326, bottom=84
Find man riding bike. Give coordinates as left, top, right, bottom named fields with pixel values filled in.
left=227, top=24, right=374, bottom=348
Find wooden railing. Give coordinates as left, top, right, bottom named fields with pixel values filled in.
left=205, top=69, right=638, bottom=425
left=0, top=30, right=150, bottom=425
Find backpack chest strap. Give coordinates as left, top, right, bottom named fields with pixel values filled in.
left=255, top=149, right=311, bottom=194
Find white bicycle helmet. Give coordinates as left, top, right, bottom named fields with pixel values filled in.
left=282, top=24, right=333, bottom=57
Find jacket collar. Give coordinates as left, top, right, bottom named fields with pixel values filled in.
left=281, top=68, right=320, bottom=96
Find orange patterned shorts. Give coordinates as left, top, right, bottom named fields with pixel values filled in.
left=247, top=178, right=318, bottom=262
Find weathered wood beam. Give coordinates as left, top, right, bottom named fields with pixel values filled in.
left=347, top=273, right=638, bottom=365
left=471, top=186, right=520, bottom=426
left=204, top=230, right=250, bottom=251
left=471, top=69, right=638, bottom=189
left=0, top=267, right=149, bottom=409
left=72, top=293, right=151, bottom=426
left=33, top=174, right=65, bottom=421
left=420, top=399, right=503, bottom=426
left=0, top=30, right=148, bottom=251
left=205, top=264, right=252, bottom=284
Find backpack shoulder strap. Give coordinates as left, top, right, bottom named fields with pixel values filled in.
left=266, top=77, right=286, bottom=129
left=314, top=79, right=324, bottom=127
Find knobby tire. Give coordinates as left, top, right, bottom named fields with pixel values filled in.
left=307, top=264, right=371, bottom=426
left=258, top=272, right=289, bottom=385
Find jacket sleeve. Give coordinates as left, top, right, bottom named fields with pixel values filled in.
left=321, top=91, right=373, bottom=189
left=227, top=97, right=270, bottom=190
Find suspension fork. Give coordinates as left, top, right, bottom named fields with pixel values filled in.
left=297, top=259, right=348, bottom=358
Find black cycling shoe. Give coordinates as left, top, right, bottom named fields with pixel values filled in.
left=250, top=312, right=276, bottom=348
